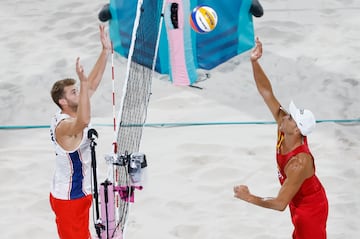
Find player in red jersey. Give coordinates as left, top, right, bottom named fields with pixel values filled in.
left=233, top=38, right=328, bottom=239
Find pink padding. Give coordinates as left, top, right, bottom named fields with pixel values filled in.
left=111, top=230, right=123, bottom=239
left=100, top=183, right=117, bottom=239
left=114, top=185, right=143, bottom=203
left=166, top=0, right=190, bottom=86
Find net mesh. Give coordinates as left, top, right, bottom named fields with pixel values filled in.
left=113, top=0, right=162, bottom=233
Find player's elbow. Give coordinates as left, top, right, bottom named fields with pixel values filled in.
left=76, top=117, right=90, bottom=130
left=273, top=200, right=288, bottom=212
left=280, top=202, right=289, bottom=211
left=81, top=118, right=90, bottom=128
left=276, top=205, right=287, bottom=212
left=259, top=89, right=274, bottom=102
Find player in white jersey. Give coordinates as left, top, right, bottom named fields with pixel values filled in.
left=50, top=111, right=92, bottom=200
left=49, top=25, right=111, bottom=239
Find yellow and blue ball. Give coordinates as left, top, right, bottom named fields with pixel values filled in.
left=189, top=5, right=218, bottom=33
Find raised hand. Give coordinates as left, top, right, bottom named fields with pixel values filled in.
left=76, top=57, right=88, bottom=82
left=99, top=25, right=111, bottom=52
left=250, top=37, right=263, bottom=62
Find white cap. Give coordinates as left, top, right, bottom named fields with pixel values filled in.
left=289, top=101, right=316, bottom=136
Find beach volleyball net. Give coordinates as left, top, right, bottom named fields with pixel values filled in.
left=95, top=0, right=162, bottom=238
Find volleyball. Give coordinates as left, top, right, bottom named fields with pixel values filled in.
left=189, top=5, right=218, bottom=33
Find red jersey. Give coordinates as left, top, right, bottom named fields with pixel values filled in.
left=276, top=131, right=328, bottom=239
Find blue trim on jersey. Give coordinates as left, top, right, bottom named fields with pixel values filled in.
left=68, top=150, right=85, bottom=199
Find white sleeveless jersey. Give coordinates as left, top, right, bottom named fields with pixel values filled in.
left=50, top=111, right=92, bottom=200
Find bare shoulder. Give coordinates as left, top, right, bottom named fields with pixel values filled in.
left=56, top=118, right=77, bottom=137
left=55, top=118, right=84, bottom=151
left=285, top=153, right=314, bottom=179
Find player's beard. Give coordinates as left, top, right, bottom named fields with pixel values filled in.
left=66, top=98, right=78, bottom=113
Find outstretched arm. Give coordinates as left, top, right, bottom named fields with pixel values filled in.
left=55, top=58, right=91, bottom=146
left=75, top=57, right=91, bottom=131
left=251, top=37, right=285, bottom=124
left=233, top=153, right=314, bottom=211
left=88, top=25, right=111, bottom=97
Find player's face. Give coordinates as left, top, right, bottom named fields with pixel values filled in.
left=279, top=109, right=297, bottom=134
left=63, top=85, right=79, bottom=110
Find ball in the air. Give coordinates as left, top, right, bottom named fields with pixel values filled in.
left=189, top=5, right=218, bottom=33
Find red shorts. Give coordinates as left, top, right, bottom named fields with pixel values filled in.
left=50, top=193, right=93, bottom=239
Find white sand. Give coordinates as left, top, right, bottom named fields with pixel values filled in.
left=0, top=0, right=359, bottom=238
